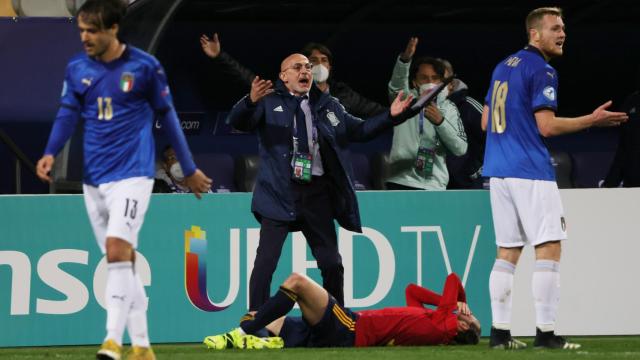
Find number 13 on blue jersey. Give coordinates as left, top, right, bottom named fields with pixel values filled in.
left=97, top=97, right=113, bottom=121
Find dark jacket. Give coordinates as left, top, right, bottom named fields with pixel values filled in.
left=603, top=91, right=640, bottom=187
left=445, top=83, right=486, bottom=189
left=228, top=80, right=399, bottom=232
left=212, top=51, right=387, bottom=118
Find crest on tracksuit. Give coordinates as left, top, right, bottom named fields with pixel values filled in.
left=327, top=111, right=340, bottom=126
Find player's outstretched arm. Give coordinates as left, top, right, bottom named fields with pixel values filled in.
left=535, top=100, right=628, bottom=137
left=184, top=169, right=212, bottom=199
left=590, top=100, right=629, bottom=127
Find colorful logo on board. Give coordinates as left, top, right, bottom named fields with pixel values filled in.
left=184, top=225, right=228, bottom=311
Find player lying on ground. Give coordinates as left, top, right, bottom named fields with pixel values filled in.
left=204, top=272, right=480, bottom=349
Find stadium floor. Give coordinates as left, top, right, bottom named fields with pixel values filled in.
left=1, top=337, right=639, bottom=359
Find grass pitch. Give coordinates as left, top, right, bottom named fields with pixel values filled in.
left=1, top=337, right=639, bottom=359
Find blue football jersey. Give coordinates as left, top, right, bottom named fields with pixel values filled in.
left=482, top=46, right=558, bottom=180
left=59, top=46, right=173, bottom=185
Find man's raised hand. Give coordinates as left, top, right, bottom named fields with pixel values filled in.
left=200, top=33, right=221, bottom=59
left=400, top=37, right=418, bottom=62
left=250, top=76, right=274, bottom=104
left=390, top=90, right=415, bottom=117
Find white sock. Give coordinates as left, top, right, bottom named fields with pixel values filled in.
left=490, top=259, right=516, bottom=330
left=105, top=261, right=135, bottom=345
left=127, top=272, right=151, bottom=348
left=532, top=260, right=560, bottom=332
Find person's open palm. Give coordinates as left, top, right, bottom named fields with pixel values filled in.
left=250, top=76, right=274, bottom=103
left=390, top=91, right=414, bottom=116
left=200, top=33, right=221, bottom=59
left=592, top=100, right=629, bottom=127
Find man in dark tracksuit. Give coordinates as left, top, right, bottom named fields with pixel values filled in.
left=445, top=80, right=486, bottom=189
left=228, top=53, right=414, bottom=310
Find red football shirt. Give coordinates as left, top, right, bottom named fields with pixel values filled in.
left=354, top=273, right=465, bottom=346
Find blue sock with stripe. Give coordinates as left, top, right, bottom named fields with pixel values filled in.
left=240, top=286, right=297, bottom=335
left=239, top=313, right=270, bottom=337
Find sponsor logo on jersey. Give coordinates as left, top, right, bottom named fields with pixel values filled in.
left=543, top=86, right=556, bottom=101
left=120, top=72, right=134, bottom=93
left=273, top=105, right=284, bottom=112
left=81, top=78, right=92, bottom=86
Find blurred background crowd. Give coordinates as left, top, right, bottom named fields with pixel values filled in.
left=1, top=0, right=639, bottom=194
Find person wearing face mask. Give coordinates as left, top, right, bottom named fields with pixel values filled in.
left=385, top=37, right=467, bottom=190
left=154, top=146, right=209, bottom=193
left=227, top=53, right=417, bottom=312
left=302, top=42, right=387, bottom=118
left=199, top=34, right=386, bottom=118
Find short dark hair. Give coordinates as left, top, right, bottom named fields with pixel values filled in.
left=301, top=42, right=333, bottom=66
left=453, top=328, right=479, bottom=345
left=409, top=56, right=446, bottom=82
left=452, top=324, right=481, bottom=345
left=526, top=7, right=563, bottom=39
left=77, top=0, right=127, bottom=30
left=451, top=314, right=481, bottom=345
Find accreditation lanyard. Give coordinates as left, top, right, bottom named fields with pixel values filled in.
left=291, top=97, right=315, bottom=183
left=292, top=101, right=317, bottom=154
left=418, top=110, right=425, bottom=135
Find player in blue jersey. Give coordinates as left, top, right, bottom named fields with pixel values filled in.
left=35, top=1, right=212, bottom=359
left=481, top=7, right=628, bottom=350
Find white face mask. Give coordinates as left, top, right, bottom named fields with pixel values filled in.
left=311, top=64, right=329, bottom=83
left=418, top=82, right=438, bottom=95
left=170, top=162, right=184, bottom=182
left=419, top=83, right=449, bottom=103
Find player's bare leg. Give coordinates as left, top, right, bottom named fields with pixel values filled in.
left=281, top=273, right=330, bottom=326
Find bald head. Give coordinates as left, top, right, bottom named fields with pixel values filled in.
left=281, top=53, right=308, bottom=72
left=279, top=53, right=313, bottom=96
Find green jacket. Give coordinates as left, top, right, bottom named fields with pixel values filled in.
left=387, top=56, right=468, bottom=190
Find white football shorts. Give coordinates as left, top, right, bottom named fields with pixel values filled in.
left=489, top=177, right=567, bottom=248
left=83, top=176, right=154, bottom=253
